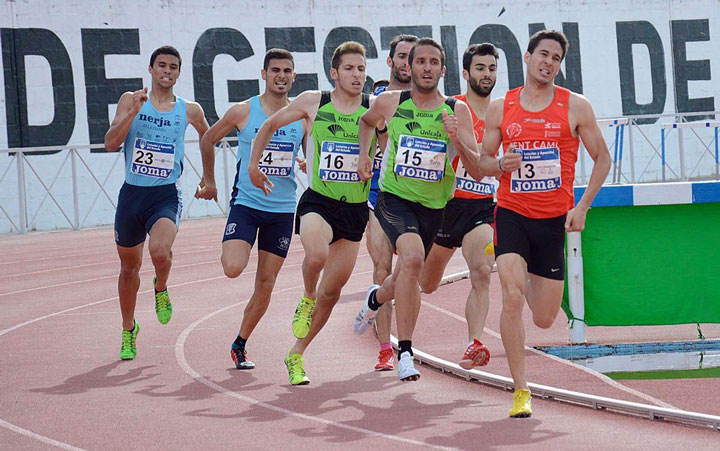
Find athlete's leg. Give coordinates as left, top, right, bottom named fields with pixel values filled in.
left=497, top=252, right=530, bottom=390
left=117, top=243, right=144, bottom=331
left=526, top=275, right=565, bottom=329
left=290, top=238, right=361, bottom=354
left=238, top=250, right=286, bottom=338
left=298, top=213, right=333, bottom=300
left=418, top=243, right=455, bottom=294
left=147, top=218, right=177, bottom=291
left=367, top=213, right=393, bottom=344
left=461, top=223, right=495, bottom=341
left=221, top=239, right=252, bottom=279
left=391, top=233, right=426, bottom=341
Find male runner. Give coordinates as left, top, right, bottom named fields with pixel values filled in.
left=249, top=42, right=374, bottom=385
left=105, top=45, right=209, bottom=360
left=480, top=30, right=611, bottom=417
left=367, top=34, right=418, bottom=372
left=419, top=43, right=499, bottom=370
left=195, top=49, right=306, bottom=370
left=353, top=38, right=486, bottom=381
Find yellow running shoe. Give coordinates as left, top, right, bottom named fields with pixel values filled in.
left=509, top=389, right=532, bottom=418
left=154, top=277, right=172, bottom=325
left=284, top=351, right=310, bottom=385
left=292, top=295, right=315, bottom=338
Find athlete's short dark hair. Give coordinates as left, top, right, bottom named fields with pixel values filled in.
left=331, top=41, right=366, bottom=70
left=264, top=48, right=294, bottom=70
left=388, top=34, right=419, bottom=58
left=150, top=45, right=181, bottom=69
left=408, top=37, right=445, bottom=67
left=527, top=29, right=569, bottom=61
left=462, top=43, right=499, bottom=71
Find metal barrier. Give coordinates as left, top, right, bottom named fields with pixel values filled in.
left=1, top=111, right=719, bottom=234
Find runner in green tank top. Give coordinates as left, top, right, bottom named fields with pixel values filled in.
left=250, top=41, right=380, bottom=386
left=352, top=38, right=487, bottom=381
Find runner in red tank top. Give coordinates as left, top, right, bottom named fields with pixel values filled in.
left=419, top=43, right=499, bottom=371
left=479, top=30, right=611, bottom=418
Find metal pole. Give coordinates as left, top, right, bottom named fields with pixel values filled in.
left=678, top=127, right=686, bottom=181
left=715, top=127, right=719, bottom=180
left=16, top=150, right=27, bottom=233
left=71, top=148, right=80, bottom=229
left=567, top=231, right=586, bottom=343
left=628, top=120, right=636, bottom=183
left=612, top=126, right=620, bottom=183
left=579, top=142, right=587, bottom=185
left=661, top=129, right=666, bottom=181
left=617, top=124, right=625, bottom=183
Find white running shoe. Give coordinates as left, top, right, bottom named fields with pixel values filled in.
left=397, top=351, right=420, bottom=381
left=354, top=284, right=380, bottom=335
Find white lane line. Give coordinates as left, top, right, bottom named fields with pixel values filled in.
left=175, top=274, right=454, bottom=451
left=0, top=418, right=85, bottom=451
left=421, top=292, right=677, bottom=409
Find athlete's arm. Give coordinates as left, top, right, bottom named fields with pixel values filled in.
left=358, top=91, right=399, bottom=181
left=249, top=90, right=320, bottom=195
left=296, top=118, right=310, bottom=174
left=444, top=101, right=486, bottom=180
left=565, top=94, right=611, bottom=231
left=195, top=102, right=249, bottom=201
left=479, top=98, right=521, bottom=176
left=104, top=88, right=148, bottom=152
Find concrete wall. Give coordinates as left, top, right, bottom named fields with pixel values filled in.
left=0, top=0, right=718, bottom=232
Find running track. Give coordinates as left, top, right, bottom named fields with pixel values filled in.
left=1, top=218, right=718, bottom=450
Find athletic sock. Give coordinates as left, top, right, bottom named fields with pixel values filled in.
left=398, top=340, right=413, bottom=357
left=368, top=289, right=381, bottom=311
left=232, top=335, right=247, bottom=350
left=379, top=342, right=392, bottom=352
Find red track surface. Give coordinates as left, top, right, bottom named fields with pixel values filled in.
left=1, top=217, right=718, bottom=450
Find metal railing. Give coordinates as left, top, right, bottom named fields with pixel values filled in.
left=575, top=111, right=719, bottom=186
left=1, top=111, right=718, bottom=234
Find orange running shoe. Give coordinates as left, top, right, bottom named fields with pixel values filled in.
left=459, top=338, right=490, bottom=369
left=374, top=348, right=395, bottom=371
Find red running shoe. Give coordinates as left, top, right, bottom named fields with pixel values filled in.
left=459, top=338, right=490, bottom=369
left=374, top=348, right=395, bottom=371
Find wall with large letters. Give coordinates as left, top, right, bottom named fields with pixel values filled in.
left=0, top=0, right=718, bottom=231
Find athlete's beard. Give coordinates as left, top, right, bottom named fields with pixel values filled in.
left=469, top=77, right=495, bottom=97
left=392, top=64, right=411, bottom=84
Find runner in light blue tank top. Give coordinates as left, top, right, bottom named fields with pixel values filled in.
left=122, top=95, right=187, bottom=186
left=233, top=95, right=303, bottom=213
left=105, top=45, right=209, bottom=362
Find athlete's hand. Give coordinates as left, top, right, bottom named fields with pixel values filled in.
left=249, top=164, right=273, bottom=196
left=441, top=110, right=459, bottom=141
left=565, top=206, right=588, bottom=232
left=194, top=178, right=218, bottom=201
left=131, top=87, right=149, bottom=113
left=296, top=157, right=307, bottom=174
left=358, top=153, right=373, bottom=181
left=499, top=143, right=522, bottom=173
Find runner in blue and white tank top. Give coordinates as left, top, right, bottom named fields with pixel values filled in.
left=196, top=49, right=308, bottom=370
left=105, top=45, right=209, bottom=361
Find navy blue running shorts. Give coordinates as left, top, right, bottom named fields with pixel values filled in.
left=223, top=204, right=294, bottom=258
left=114, top=182, right=182, bottom=248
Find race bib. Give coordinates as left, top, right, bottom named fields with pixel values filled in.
left=131, top=138, right=175, bottom=179
left=372, top=147, right=383, bottom=171
left=510, top=147, right=561, bottom=193
left=319, top=141, right=360, bottom=182
left=455, top=158, right=496, bottom=195
left=257, top=140, right=295, bottom=177
left=393, top=134, right=446, bottom=182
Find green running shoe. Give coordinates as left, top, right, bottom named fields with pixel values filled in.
left=284, top=351, right=310, bottom=385
left=120, top=321, right=140, bottom=360
left=291, top=295, right=315, bottom=338
left=154, top=277, right=172, bottom=325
